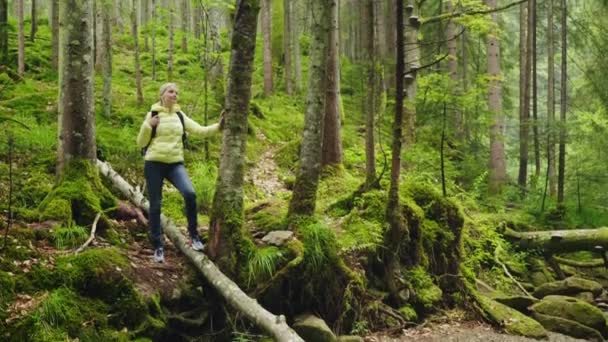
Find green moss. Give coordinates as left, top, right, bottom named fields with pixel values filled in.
left=248, top=201, right=288, bottom=233
left=531, top=295, right=606, bottom=334
left=476, top=294, right=547, bottom=339
left=245, top=246, right=286, bottom=287
left=52, top=225, right=88, bottom=249
left=405, top=266, right=443, bottom=311
left=39, top=198, right=71, bottom=222
left=398, top=305, right=418, bottom=322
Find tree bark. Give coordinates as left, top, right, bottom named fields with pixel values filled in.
left=287, top=0, right=330, bottom=218
left=446, top=0, right=461, bottom=135
left=261, top=0, right=273, bottom=96
left=364, top=0, right=376, bottom=187
left=29, top=0, right=36, bottom=41
left=208, top=0, right=260, bottom=275
left=132, top=0, right=144, bottom=105
left=151, top=0, right=157, bottom=80
left=57, top=0, right=96, bottom=176
left=168, top=3, right=174, bottom=81
left=557, top=0, right=567, bottom=206
left=517, top=2, right=531, bottom=193
left=51, top=0, right=59, bottom=69
left=95, top=160, right=304, bottom=342
left=321, top=0, right=342, bottom=167
left=180, top=0, right=188, bottom=53
left=547, top=0, right=556, bottom=197
left=403, top=3, right=420, bottom=147
left=486, top=0, right=506, bottom=194
left=503, top=227, right=608, bottom=255
left=0, top=0, right=8, bottom=66
left=102, top=0, right=112, bottom=118
left=292, top=2, right=301, bottom=92
left=532, top=0, right=540, bottom=178
left=95, top=0, right=104, bottom=71
left=283, top=0, right=294, bottom=94
left=17, top=0, right=24, bottom=76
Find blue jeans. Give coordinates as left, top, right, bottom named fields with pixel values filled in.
left=144, top=161, right=199, bottom=249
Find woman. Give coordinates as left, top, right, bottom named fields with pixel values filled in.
left=137, top=82, right=223, bottom=263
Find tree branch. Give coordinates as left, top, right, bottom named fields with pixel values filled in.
left=423, top=0, right=527, bottom=25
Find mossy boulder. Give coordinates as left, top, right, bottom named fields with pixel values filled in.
left=493, top=295, right=539, bottom=314
left=530, top=295, right=607, bottom=335
left=293, top=314, right=337, bottom=342
left=532, top=312, right=604, bottom=342
left=477, top=294, right=547, bottom=339
left=533, top=276, right=603, bottom=299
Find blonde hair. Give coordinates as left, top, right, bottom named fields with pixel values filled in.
left=159, top=82, right=178, bottom=105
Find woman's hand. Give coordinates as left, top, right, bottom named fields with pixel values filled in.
left=148, top=115, right=160, bottom=128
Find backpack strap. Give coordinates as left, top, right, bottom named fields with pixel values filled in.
left=142, top=111, right=159, bottom=155
left=176, top=111, right=187, bottom=148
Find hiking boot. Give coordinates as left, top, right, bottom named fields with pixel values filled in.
left=154, top=248, right=165, bottom=263
left=190, top=237, right=205, bottom=251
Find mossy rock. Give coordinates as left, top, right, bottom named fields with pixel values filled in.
left=533, top=276, right=603, bottom=299
left=493, top=295, right=538, bottom=314
left=477, top=294, right=547, bottom=339
left=398, top=305, right=418, bottom=322
left=532, top=312, right=604, bottom=342
left=575, top=291, right=595, bottom=303
left=293, top=314, right=337, bottom=342
left=527, top=257, right=555, bottom=287
left=530, top=295, right=607, bottom=335
left=247, top=200, right=288, bottom=233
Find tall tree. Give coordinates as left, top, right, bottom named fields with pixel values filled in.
left=557, top=0, right=567, bottom=206
left=321, top=0, right=342, bottom=167
left=292, top=2, right=301, bottom=92
left=518, top=0, right=532, bottom=193
left=102, top=0, right=112, bottom=118
left=547, top=0, right=556, bottom=196
left=51, top=0, right=59, bottom=69
left=283, top=0, right=294, bottom=94
left=17, top=0, right=24, bottom=76
left=364, top=0, right=376, bottom=187
left=531, top=0, right=540, bottom=178
left=446, top=0, right=461, bottom=134
left=132, top=0, right=143, bottom=105
left=29, top=0, right=36, bottom=41
left=287, top=0, right=330, bottom=218
left=0, top=0, right=7, bottom=66
left=57, top=0, right=96, bottom=175
left=151, top=0, right=157, bottom=80
left=261, top=0, right=273, bottom=96
left=403, top=2, right=419, bottom=147
left=95, top=0, right=104, bottom=71
left=180, top=0, right=188, bottom=53
left=168, top=3, right=174, bottom=81
left=487, top=0, right=506, bottom=193
left=208, top=0, right=260, bottom=275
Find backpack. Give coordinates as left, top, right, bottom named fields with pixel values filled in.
left=142, top=111, right=187, bottom=156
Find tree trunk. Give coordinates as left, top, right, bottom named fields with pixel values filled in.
left=287, top=0, right=330, bottom=218
left=95, top=0, right=103, bottom=71
left=181, top=0, right=187, bottom=53
left=321, top=0, right=342, bottom=167
left=364, top=0, right=376, bottom=187
left=50, top=0, right=59, bottom=69
left=557, top=0, right=567, bottom=206
left=446, top=0, right=460, bottom=135
left=142, top=0, right=149, bottom=51
left=532, top=0, right=540, bottom=178
left=95, top=160, right=304, bottom=342
left=487, top=0, right=506, bottom=194
left=208, top=0, right=260, bottom=275
left=518, top=2, right=530, bottom=193
left=17, top=0, right=24, bottom=76
left=132, top=0, right=143, bottom=105
left=547, top=0, right=556, bottom=197
left=292, top=3, right=301, bottom=93
left=283, top=0, right=293, bottom=94
left=168, top=4, right=174, bottom=81
left=0, top=0, right=8, bottom=66
left=261, top=0, right=273, bottom=96
left=151, top=0, right=157, bottom=80
left=29, top=0, right=36, bottom=41
left=57, top=0, right=96, bottom=176
left=102, top=0, right=112, bottom=118
left=403, top=3, right=419, bottom=147
left=384, top=0, right=407, bottom=306
left=503, top=227, right=608, bottom=255
left=384, top=0, right=396, bottom=89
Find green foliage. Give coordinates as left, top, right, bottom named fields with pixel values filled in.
left=52, top=225, right=88, bottom=250
left=245, top=246, right=285, bottom=287
left=299, top=222, right=340, bottom=274
left=405, top=266, right=443, bottom=311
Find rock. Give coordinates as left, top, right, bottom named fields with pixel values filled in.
left=293, top=314, right=337, bottom=342
left=533, top=276, right=603, bottom=299
left=493, top=295, right=539, bottom=314
left=575, top=291, right=595, bottom=304
left=262, top=230, right=294, bottom=246
left=532, top=312, right=604, bottom=342
left=530, top=295, right=607, bottom=335
left=477, top=295, right=547, bottom=339
left=337, top=336, right=364, bottom=342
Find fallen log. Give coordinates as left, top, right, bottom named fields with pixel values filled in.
left=502, top=227, right=608, bottom=254
left=96, top=160, right=304, bottom=342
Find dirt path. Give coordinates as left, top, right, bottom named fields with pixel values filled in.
left=246, top=132, right=289, bottom=200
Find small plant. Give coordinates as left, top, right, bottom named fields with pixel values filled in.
left=52, top=224, right=87, bottom=249
left=245, top=246, right=285, bottom=287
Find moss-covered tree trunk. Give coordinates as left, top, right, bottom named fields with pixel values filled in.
left=383, top=0, right=408, bottom=306
left=287, top=0, right=330, bottom=218
left=57, top=0, right=96, bottom=176
left=208, top=0, right=260, bottom=275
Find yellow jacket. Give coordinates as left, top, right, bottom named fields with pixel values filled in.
left=136, top=102, right=220, bottom=163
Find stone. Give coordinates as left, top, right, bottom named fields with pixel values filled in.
left=493, top=295, right=539, bottom=314
left=532, top=312, right=604, bottom=342
left=575, top=291, right=595, bottom=304
left=533, top=276, right=603, bottom=299
left=262, top=230, right=294, bottom=246
left=530, top=295, right=607, bottom=335
left=477, top=295, right=547, bottom=339
left=293, top=314, right=337, bottom=342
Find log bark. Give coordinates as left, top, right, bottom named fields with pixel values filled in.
left=95, top=159, right=304, bottom=342
left=503, top=227, right=608, bottom=254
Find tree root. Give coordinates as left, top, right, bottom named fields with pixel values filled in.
left=74, top=212, right=101, bottom=254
